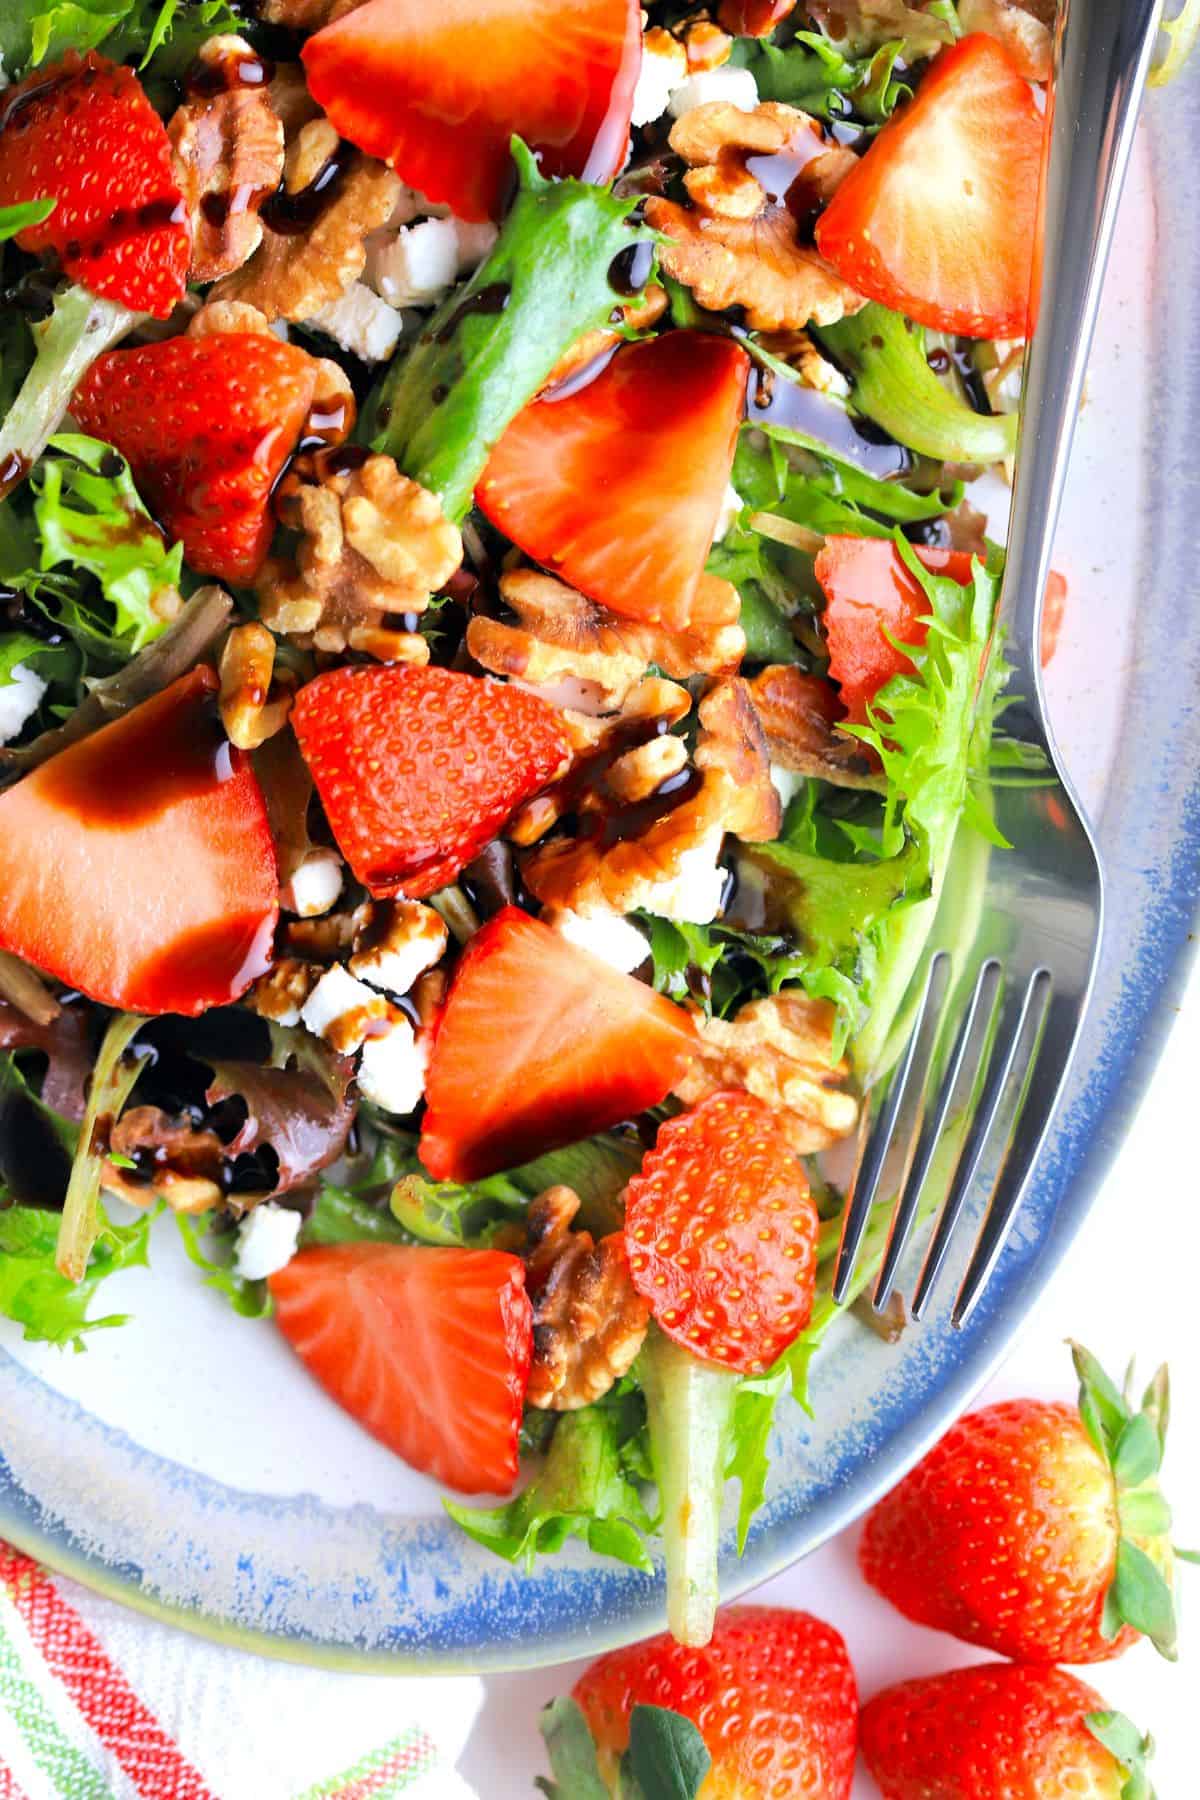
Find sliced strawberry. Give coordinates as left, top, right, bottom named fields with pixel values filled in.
left=476, top=333, right=750, bottom=631
left=303, top=0, right=642, bottom=224
left=624, top=1091, right=818, bottom=1374
left=718, top=0, right=798, bottom=34
left=814, top=35, right=1044, bottom=338
left=574, top=1605, right=858, bottom=1798
left=419, top=906, right=697, bottom=1181
left=290, top=667, right=570, bottom=900
left=0, top=668, right=277, bottom=1015
left=71, top=334, right=318, bottom=585
left=269, top=1244, right=532, bottom=1495
left=814, top=536, right=976, bottom=723
left=0, top=51, right=188, bottom=318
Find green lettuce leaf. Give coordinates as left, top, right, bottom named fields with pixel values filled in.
left=390, top=1169, right=528, bottom=1246
left=55, top=1012, right=148, bottom=1283
left=301, top=1184, right=414, bottom=1248
left=2, top=0, right=244, bottom=81
left=0, top=199, right=56, bottom=241
left=734, top=29, right=914, bottom=124
left=446, top=1394, right=655, bottom=1573
left=175, top=1211, right=272, bottom=1319
left=0, top=1202, right=152, bottom=1348
left=367, top=139, right=651, bottom=520
left=33, top=435, right=182, bottom=655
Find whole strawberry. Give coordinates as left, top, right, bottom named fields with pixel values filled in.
left=859, top=1344, right=1181, bottom=1662
left=545, top=1604, right=857, bottom=1799
left=861, top=1664, right=1155, bottom=1800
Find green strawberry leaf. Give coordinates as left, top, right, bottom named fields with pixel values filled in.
left=1085, top=1710, right=1157, bottom=1800
left=1140, top=1364, right=1170, bottom=1452
left=1070, top=1340, right=1131, bottom=1455
left=1113, top=1412, right=1163, bottom=1488
left=1118, top=1490, right=1173, bottom=1538
left=625, top=1706, right=711, bottom=1800
left=537, top=1697, right=610, bottom=1800
left=1111, top=1539, right=1177, bottom=1660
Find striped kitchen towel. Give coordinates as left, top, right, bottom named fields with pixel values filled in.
left=0, top=1545, right=481, bottom=1800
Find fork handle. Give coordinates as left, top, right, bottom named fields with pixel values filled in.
left=1001, top=0, right=1162, bottom=721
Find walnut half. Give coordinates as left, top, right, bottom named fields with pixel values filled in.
left=674, top=992, right=859, bottom=1152
left=646, top=101, right=864, bottom=331
left=168, top=37, right=285, bottom=284
left=524, top=1185, right=650, bottom=1411
left=258, top=450, right=461, bottom=652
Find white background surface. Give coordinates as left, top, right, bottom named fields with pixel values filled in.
left=463, top=967, right=1200, bottom=1796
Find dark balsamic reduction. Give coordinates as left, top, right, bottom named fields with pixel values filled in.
left=184, top=46, right=275, bottom=97
left=63, top=195, right=188, bottom=268
left=131, top=912, right=276, bottom=1013
left=746, top=363, right=913, bottom=480
left=0, top=61, right=75, bottom=134
left=261, top=148, right=352, bottom=236
left=541, top=340, right=620, bottom=404
left=38, top=680, right=233, bottom=828
left=608, top=240, right=654, bottom=297
left=433, top=281, right=512, bottom=344
left=297, top=394, right=356, bottom=453
left=0, top=451, right=30, bottom=500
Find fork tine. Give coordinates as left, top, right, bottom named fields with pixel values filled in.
left=874, top=958, right=1003, bottom=1312
left=910, top=959, right=1027, bottom=1320
left=832, top=951, right=952, bottom=1305
left=951, top=967, right=1055, bottom=1327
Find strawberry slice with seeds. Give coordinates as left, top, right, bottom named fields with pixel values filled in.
left=290, top=667, right=570, bottom=901
left=574, top=1605, right=858, bottom=1799
left=815, top=35, right=1044, bottom=338
left=419, top=905, right=697, bottom=1181
left=815, top=535, right=976, bottom=723
left=624, top=1091, right=818, bottom=1374
left=0, top=51, right=188, bottom=319
left=72, top=333, right=319, bottom=585
left=0, top=667, right=277, bottom=1015
left=303, top=0, right=642, bottom=224
left=270, top=1244, right=532, bottom=1495
left=476, top=333, right=750, bottom=631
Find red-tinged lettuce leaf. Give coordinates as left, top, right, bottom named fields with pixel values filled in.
left=205, top=1029, right=355, bottom=1197
left=0, top=998, right=93, bottom=1120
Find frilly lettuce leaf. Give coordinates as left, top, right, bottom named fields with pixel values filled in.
left=33, top=434, right=182, bottom=655
left=447, top=1393, right=655, bottom=1574
left=1, top=0, right=244, bottom=81
left=174, top=1212, right=271, bottom=1320
left=0, top=1201, right=152, bottom=1348
left=1151, top=0, right=1200, bottom=85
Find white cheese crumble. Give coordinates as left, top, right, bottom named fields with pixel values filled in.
left=553, top=908, right=651, bottom=975
left=300, top=965, right=386, bottom=1052
left=279, top=849, right=344, bottom=919
left=631, top=33, right=688, bottom=128
left=640, top=829, right=728, bottom=924
left=234, top=1203, right=302, bottom=1281
left=365, top=217, right=460, bottom=308
left=668, top=66, right=760, bottom=120
left=0, top=665, right=47, bottom=746
left=712, top=480, right=744, bottom=544
left=304, top=283, right=404, bottom=364
left=356, top=1016, right=428, bottom=1114
left=770, top=764, right=807, bottom=811
left=349, top=902, right=448, bottom=998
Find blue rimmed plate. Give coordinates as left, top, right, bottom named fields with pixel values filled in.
left=1, top=83, right=1198, bottom=1673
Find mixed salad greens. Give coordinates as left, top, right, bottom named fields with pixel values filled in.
left=0, top=0, right=1193, bottom=1648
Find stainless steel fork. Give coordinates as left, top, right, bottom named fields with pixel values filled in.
left=831, top=0, right=1163, bottom=1329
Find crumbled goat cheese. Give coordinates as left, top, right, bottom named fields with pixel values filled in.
left=357, top=1015, right=428, bottom=1114
left=669, top=66, right=760, bottom=120
left=631, top=33, right=688, bottom=127
left=770, top=764, right=806, bottom=811
left=641, top=830, right=728, bottom=924
left=365, top=216, right=460, bottom=308
left=712, top=481, right=744, bottom=543
left=305, top=282, right=404, bottom=363
left=0, top=665, right=47, bottom=746
left=279, top=849, right=344, bottom=919
left=234, top=1203, right=302, bottom=1281
left=349, top=901, right=448, bottom=997
left=553, top=908, right=651, bottom=975
left=300, top=965, right=387, bottom=1052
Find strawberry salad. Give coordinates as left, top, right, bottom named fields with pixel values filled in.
left=0, top=0, right=1052, bottom=1643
